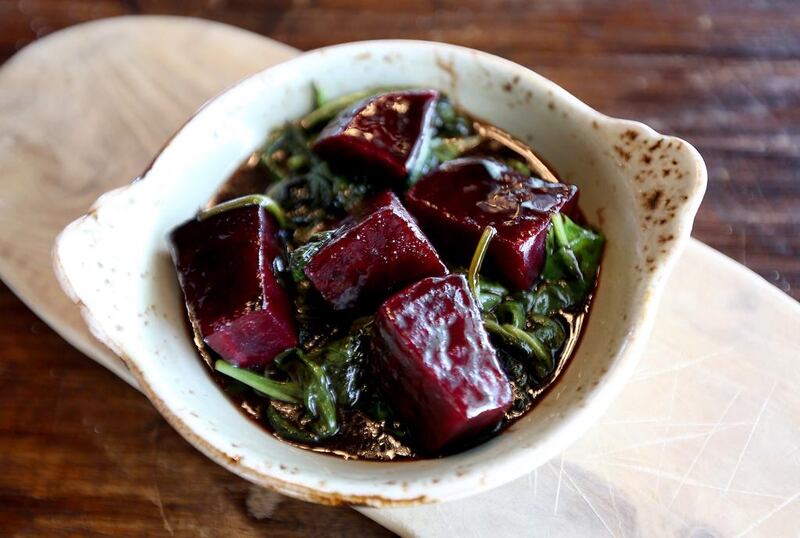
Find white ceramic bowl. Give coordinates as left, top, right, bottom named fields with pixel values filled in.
left=54, top=40, right=706, bottom=506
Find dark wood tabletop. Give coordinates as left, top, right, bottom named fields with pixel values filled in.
left=1, top=1, right=797, bottom=536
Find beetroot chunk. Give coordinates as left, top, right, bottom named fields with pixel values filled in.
left=169, top=205, right=297, bottom=368
left=312, top=90, right=439, bottom=182
left=304, top=191, right=447, bottom=310
left=374, top=274, right=512, bottom=453
left=406, top=157, right=578, bottom=290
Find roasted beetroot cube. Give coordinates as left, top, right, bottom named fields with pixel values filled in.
left=169, top=205, right=297, bottom=368
left=350, top=189, right=397, bottom=218
left=374, top=274, right=512, bottom=453
left=304, top=191, right=447, bottom=310
left=312, top=90, right=439, bottom=182
left=406, top=157, right=578, bottom=289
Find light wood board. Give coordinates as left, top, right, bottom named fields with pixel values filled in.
left=0, top=16, right=296, bottom=386
left=1, top=16, right=798, bottom=537
left=360, top=241, right=800, bottom=536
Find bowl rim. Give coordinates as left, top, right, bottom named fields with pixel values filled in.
left=54, top=39, right=707, bottom=507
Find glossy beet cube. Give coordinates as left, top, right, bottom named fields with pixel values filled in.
left=374, top=274, right=512, bottom=453
left=304, top=191, right=447, bottom=310
left=406, top=157, right=578, bottom=290
left=312, top=90, right=439, bottom=182
left=169, top=205, right=297, bottom=368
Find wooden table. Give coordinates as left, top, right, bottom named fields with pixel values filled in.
left=0, top=2, right=797, bottom=536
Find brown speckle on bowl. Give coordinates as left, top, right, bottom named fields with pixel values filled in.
left=643, top=189, right=664, bottom=210
left=434, top=54, right=457, bottom=89
left=613, top=145, right=632, bottom=162
left=621, top=130, right=639, bottom=142
left=595, top=207, right=606, bottom=227
left=52, top=41, right=708, bottom=509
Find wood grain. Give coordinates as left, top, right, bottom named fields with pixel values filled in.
left=0, top=2, right=797, bottom=536
left=0, top=16, right=296, bottom=388
left=0, top=15, right=387, bottom=538
left=364, top=240, right=800, bottom=536
left=1, top=0, right=797, bottom=299
left=0, top=280, right=390, bottom=537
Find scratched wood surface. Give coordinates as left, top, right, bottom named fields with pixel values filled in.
left=1, top=1, right=797, bottom=297
left=0, top=1, right=798, bottom=537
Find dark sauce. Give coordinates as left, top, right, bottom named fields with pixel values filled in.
left=201, top=115, right=598, bottom=461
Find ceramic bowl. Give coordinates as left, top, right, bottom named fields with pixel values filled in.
left=54, top=40, right=706, bottom=506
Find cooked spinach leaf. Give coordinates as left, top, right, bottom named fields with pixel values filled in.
left=261, top=122, right=368, bottom=238
left=272, top=348, right=339, bottom=440
left=214, top=360, right=302, bottom=403
left=287, top=229, right=337, bottom=282
left=310, top=317, right=373, bottom=408
left=482, top=214, right=603, bottom=384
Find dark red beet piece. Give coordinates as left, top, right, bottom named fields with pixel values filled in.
left=312, top=90, right=439, bottom=182
left=169, top=205, right=297, bottom=368
left=304, top=191, right=447, bottom=310
left=373, top=274, right=512, bottom=453
left=406, top=157, right=578, bottom=289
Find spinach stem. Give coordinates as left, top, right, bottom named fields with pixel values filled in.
left=483, top=318, right=507, bottom=339
left=495, top=300, right=526, bottom=329
left=300, top=86, right=400, bottom=130
left=483, top=319, right=552, bottom=371
left=295, top=351, right=338, bottom=435
left=214, top=360, right=302, bottom=403
left=312, top=82, right=327, bottom=108
left=551, top=213, right=568, bottom=247
left=468, top=226, right=497, bottom=303
left=550, top=212, right=584, bottom=281
left=300, top=89, right=374, bottom=130
left=199, top=194, right=289, bottom=229
left=502, top=324, right=552, bottom=370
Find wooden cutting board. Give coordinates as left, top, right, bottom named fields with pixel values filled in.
left=0, top=16, right=296, bottom=387
left=361, top=242, right=800, bottom=536
left=1, top=16, right=798, bottom=537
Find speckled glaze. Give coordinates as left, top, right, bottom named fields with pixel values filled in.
left=53, top=41, right=706, bottom=507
